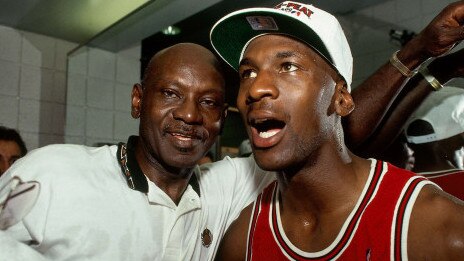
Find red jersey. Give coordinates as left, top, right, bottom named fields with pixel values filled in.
left=419, top=169, right=464, bottom=201
left=246, top=160, right=435, bottom=260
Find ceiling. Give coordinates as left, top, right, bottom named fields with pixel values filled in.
left=0, top=0, right=150, bottom=43
left=0, top=0, right=389, bottom=51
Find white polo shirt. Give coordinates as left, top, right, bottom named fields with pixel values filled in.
left=0, top=136, right=275, bottom=260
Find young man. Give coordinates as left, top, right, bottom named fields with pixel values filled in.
left=405, top=86, right=464, bottom=200
left=0, top=126, right=27, bottom=176
left=211, top=2, right=464, bottom=259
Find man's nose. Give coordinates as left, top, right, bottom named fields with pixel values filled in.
left=246, top=72, right=279, bottom=104
left=172, top=99, right=203, bottom=124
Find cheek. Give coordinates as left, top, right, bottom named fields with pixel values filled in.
left=204, top=111, right=224, bottom=135
left=237, top=86, right=249, bottom=111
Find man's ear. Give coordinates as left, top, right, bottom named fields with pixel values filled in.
left=334, top=81, right=355, bottom=117
left=131, top=84, right=143, bottom=119
left=219, top=104, right=229, bottom=135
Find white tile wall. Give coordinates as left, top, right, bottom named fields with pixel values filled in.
left=65, top=43, right=141, bottom=145
left=20, top=132, right=39, bottom=152
left=86, top=77, right=114, bottom=109
left=51, top=71, right=67, bottom=103
left=18, top=99, right=40, bottom=133
left=0, top=25, right=77, bottom=150
left=19, top=65, right=43, bottom=99
left=65, top=105, right=86, bottom=136
left=114, top=112, right=139, bottom=141
left=88, top=48, right=116, bottom=80
left=67, top=74, right=87, bottom=106
left=0, top=96, right=19, bottom=127
left=0, top=60, right=20, bottom=96
left=21, top=32, right=56, bottom=69
left=0, top=26, right=21, bottom=63
left=85, top=108, right=113, bottom=139
left=68, top=48, right=88, bottom=75
left=114, top=82, right=133, bottom=112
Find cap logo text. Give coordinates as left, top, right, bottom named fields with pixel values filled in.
left=275, top=2, right=314, bottom=18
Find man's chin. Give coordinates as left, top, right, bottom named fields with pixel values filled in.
left=165, top=153, right=202, bottom=168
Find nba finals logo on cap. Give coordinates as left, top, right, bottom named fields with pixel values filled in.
left=275, top=1, right=314, bottom=18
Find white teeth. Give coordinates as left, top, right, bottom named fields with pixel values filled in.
left=173, top=134, right=192, bottom=141
left=259, top=130, right=279, bottom=138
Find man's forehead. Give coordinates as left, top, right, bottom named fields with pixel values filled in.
left=0, top=140, right=21, bottom=155
left=244, top=35, right=331, bottom=65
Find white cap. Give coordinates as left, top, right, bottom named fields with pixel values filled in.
left=210, top=1, right=353, bottom=91
left=405, top=87, right=464, bottom=144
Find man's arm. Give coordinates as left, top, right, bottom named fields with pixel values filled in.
left=408, top=185, right=464, bottom=259
left=360, top=48, right=464, bottom=158
left=344, top=0, right=464, bottom=154
left=0, top=231, right=47, bottom=261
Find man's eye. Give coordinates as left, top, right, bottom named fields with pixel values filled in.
left=281, top=63, right=298, bottom=72
left=162, top=90, right=178, bottom=98
left=201, top=99, right=218, bottom=107
left=241, top=69, right=257, bottom=79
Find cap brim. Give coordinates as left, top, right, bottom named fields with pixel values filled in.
left=211, top=7, right=332, bottom=71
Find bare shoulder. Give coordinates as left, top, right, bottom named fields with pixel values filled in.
left=215, top=203, right=254, bottom=261
left=408, top=184, right=464, bottom=259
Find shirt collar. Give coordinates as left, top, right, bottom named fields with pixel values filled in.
left=117, top=136, right=201, bottom=196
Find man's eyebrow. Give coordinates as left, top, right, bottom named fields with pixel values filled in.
left=239, top=50, right=305, bottom=67
left=276, top=50, right=303, bottom=59
left=239, top=58, right=253, bottom=67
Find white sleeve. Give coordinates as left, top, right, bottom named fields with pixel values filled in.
left=0, top=230, right=47, bottom=261
left=200, top=155, right=276, bottom=227
left=0, top=149, right=54, bottom=257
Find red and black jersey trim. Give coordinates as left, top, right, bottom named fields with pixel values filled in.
left=393, top=177, right=425, bottom=261
left=247, top=191, right=265, bottom=261
left=421, top=169, right=464, bottom=179
left=270, top=160, right=385, bottom=260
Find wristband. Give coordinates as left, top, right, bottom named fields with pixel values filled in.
left=389, top=50, right=416, bottom=78
left=419, top=66, right=443, bottom=91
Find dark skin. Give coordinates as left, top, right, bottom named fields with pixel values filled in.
left=345, top=0, right=464, bottom=156
left=216, top=34, right=464, bottom=260
left=130, top=43, right=227, bottom=204
left=0, top=140, right=22, bottom=176
left=126, top=0, right=464, bottom=207
left=374, top=47, right=464, bottom=167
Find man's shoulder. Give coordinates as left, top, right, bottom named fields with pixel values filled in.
left=408, top=183, right=464, bottom=258
left=2, top=144, right=119, bottom=183
left=201, top=155, right=264, bottom=173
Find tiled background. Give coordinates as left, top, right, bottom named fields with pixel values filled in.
left=0, top=0, right=461, bottom=151
left=65, top=45, right=140, bottom=146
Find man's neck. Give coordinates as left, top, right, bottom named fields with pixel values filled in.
left=275, top=156, right=371, bottom=251
left=134, top=139, right=195, bottom=205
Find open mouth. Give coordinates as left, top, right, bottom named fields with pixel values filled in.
left=251, top=118, right=286, bottom=139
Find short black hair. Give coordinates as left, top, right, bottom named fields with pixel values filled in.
left=0, top=126, right=27, bottom=156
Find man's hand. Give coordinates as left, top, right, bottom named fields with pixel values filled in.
left=399, top=1, right=464, bottom=66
